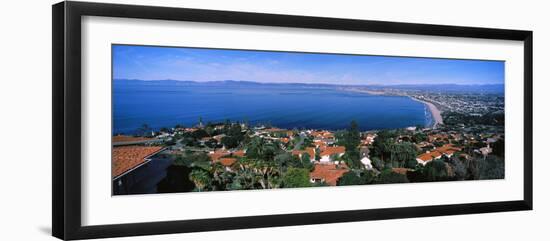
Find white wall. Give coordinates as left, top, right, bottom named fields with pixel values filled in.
left=0, top=0, right=548, bottom=240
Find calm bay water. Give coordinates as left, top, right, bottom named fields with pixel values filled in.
left=113, top=81, right=432, bottom=134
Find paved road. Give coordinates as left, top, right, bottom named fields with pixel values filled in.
left=292, top=133, right=307, bottom=151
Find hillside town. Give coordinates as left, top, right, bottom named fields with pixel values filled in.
left=112, top=92, right=505, bottom=194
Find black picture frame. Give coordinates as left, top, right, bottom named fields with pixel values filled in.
left=52, top=1, right=533, bottom=240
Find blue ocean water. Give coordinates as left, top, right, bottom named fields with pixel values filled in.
left=113, top=81, right=432, bottom=134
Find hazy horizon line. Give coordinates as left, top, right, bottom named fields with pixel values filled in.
left=114, top=78, right=504, bottom=86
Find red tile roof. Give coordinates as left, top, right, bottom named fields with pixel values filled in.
left=314, top=141, right=327, bottom=148
left=209, top=151, right=231, bottom=162
left=310, top=163, right=349, bottom=186
left=439, top=144, right=461, bottom=153
left=306, top=147, right=316, bottom=159
left=417, top=150, right=442, bottom=162
left=218, top=158, right=237, bottom=167
left=233, top=150, right=246, bottom=157
left=311, top=131, right=334, bottom=139
left=417, top=152, right=433, bottom=162
left=417, top=144, right=461, bottom=163
left=112, top=146, right=164, bottom=179
left=291, top=148, right=315, bottom=159
left=320, top=146, right=346, bottom=157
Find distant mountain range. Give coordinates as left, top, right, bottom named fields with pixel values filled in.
left=114, top=79, right=504, bottom=93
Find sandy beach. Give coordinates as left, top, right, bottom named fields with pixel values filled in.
left=340, top=87, right=444, bottom=128
left=411, top=97, right=443, bottom=128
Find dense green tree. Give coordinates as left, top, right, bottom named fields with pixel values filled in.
left=423, top=160, right=449, bottom=181
left=314, top=147, right=321, bottom=161
left=230, top=164, right=257, bottom=190
left=181, top=137, right=199, bottom=147
left=479, top=155, right=504, bottom=179
left=413, top=132, right=428, bottom=142
left=228, top=123, right=243, bottom=136
left=189, top=169, right=211, bottom=192
left=375, top=169, right=409, bottom=184
left=337, top=171, right=364, bottom=186
left=219, top=124, right=245, bottom=149
left=205, top=125, right=215, bottom=137
left=443, top=112, right=504, bottom=126
left=361, top=170, right=377, bottom=184
left=229, top=158, right=282, bottom=190
left=405, top=167, right=426, bottom=183
left=311, top=181, right=330, bottom=187
left=173, top=155, right=190, bottom=167
left=274, top=152, right=294, bottom=171
left=492, top=139, right=505, bottom=157
left=250, top=159, right=281, bottom=189
left=449, top=156, right=467, bottom=180
left=464, top=157, right=480, bottom=180
left=246, top=137, right=262, bottom=157
left=301, top=153, right=314, bottom=170
left=282, top=168, right=311, bottom=188
left=343, top=155, right=363, bottom=169
left=389, top=142, right=418, bottom=168
left=433, top=141, right=445, bottom=147
left=405, top=159, right=418, bottom=169
left=191, top=129, right=209, bottom=139
left=262, top=142, right=280, bottom=161
left=372, top=130, right=396, bottom=162
left=173, top=152, right=211, bottom=169
left=301, top=137, right=313, bottom=150
left=209, top=162, right=234, bottom=191
left=204, top=139, right=218, bottom=148
left=221, top=136, right=239, bottom=149
left=341, top=121, right=361, bottom=167
left=337, top=170, right=375, bottom=186
left=371, top=156, right=384, bottom=171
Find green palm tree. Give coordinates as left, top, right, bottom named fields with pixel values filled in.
left=189, top=169, right=211, bottom=192
left=246, top=137, right=266, bottom=159
left=250, top=159, right=280, bottom=189
left=211, top=162, right=234, bottom=190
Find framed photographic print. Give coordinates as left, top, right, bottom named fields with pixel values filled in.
left=52, top=1, right=533, bottom=240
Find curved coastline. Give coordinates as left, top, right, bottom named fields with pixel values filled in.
left=338, top=87, right=443, bottom=128
left=410, top=97, right=443, bottom=128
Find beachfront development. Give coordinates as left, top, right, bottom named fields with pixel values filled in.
left=112, top=86, right=504, bottom=194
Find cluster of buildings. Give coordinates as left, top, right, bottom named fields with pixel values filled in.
left=416, top=144, right=462, bottom=165
left=111, top=116, right=503, bottom=193
left=207, top=128, right=353, bottom=185
left=412, top=128, right=503, bottom=166
left=345, top=86, right=504, bottom=117
left=208, top=149, right=245, bottom=169
left=111, top=125, right=377, bottom=192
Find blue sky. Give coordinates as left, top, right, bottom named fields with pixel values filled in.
left=113, top=45, right=504, bottom=85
